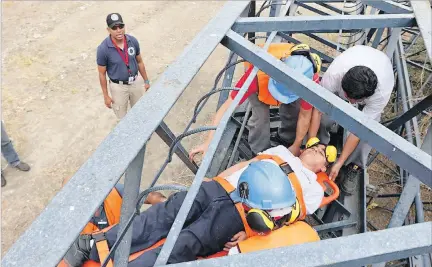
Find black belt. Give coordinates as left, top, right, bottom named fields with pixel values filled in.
left=110, top=75, right=137, bottom=85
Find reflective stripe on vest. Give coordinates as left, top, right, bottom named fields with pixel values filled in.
left=254, top=154, right=307, bottom=222
left=244, top=43, right=295, bottom=106
left=212, top=177, right=257, bottom=238
left=237, top=221, right=320, bottom=254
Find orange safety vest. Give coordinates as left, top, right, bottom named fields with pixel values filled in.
left=244, top=43, right=295, bottom=106
left=236, top=221, right=320, bottom=254
left=80, top=188, right=123, bottom=235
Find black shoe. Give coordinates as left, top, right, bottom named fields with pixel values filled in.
left=1, top=173, right=6, bottom=187
left=63, top=234, right=92, bottom=267
left=341, top=164, right=362, bottom=195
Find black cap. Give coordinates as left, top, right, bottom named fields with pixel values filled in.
left=106, top=13, right=124, bottom=28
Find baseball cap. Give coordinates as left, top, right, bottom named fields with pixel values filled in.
left=106, top=13, right=124, bottom=28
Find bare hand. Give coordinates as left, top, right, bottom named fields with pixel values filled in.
left=104, top=95, right=113, bottom=109
left=144, top=83, right=150, bottom=91
left=329, top=162, right=343, bottom=181
left=288, top=144, right=301, bottom=157
left=224, top=231, right=247, bottom=251
left=189, top=143, right=208, bottom=161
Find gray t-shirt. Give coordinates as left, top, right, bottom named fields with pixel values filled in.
left=321, top=45, right=395, bottom=121
left=97, top=34, right=141, bottom=81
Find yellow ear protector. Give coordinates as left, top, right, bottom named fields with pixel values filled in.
left=305, top=137, right=338, bottom=163
left=289, top=44, right=322, bottom=74
left=245, top=208, right=290, bottom=234
left=287, top=199, right=301, bottom=224
left=240, top=182, right=290, bottom=233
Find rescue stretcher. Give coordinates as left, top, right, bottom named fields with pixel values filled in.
left=58, top=172, right=339, bottom=267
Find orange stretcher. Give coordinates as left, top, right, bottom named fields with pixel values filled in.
left=58, top=172, right=339, bottom=267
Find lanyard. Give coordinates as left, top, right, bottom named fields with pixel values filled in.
left=111, top=36, right=131, bottom=74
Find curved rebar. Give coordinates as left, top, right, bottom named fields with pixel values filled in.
left=167, top=127, right=218, bottom=162
left=101, top=184, right=188, bottom=267
left=193, top=88, right=240, bottom=121
left=150, top=126, right=217, bottom=188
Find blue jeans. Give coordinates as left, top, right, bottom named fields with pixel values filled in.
left=1, top=122, right=20, bottom=167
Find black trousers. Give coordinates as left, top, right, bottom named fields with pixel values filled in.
left=89, top=180, right=244, bottom=266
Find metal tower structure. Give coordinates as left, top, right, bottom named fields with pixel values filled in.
left=2, top=1, right=431, bottom=267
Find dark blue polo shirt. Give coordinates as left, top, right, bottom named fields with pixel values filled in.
left=96, top=34, right=140, bottom=81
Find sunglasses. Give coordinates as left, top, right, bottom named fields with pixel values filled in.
left=111, top=24, right=124, bottom=30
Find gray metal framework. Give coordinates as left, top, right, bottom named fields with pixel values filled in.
left=2, top=1, right=431, bottom=267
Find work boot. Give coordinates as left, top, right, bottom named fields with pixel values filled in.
left=14, top=162, right=30, bottom=172
left=63, top=234, right=92, bottom=267
left=1, top=172, right=6, bottom=187
left=341, top=163, right=362, bottom=195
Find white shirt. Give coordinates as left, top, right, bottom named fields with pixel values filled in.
left=320, top=45, right=394, bottom=121
left=225, top=145, right=324, bottom=215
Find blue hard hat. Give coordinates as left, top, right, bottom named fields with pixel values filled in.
left=230, top=161, right=296, bottom=210
left=268, top=55, right=314, bottom=104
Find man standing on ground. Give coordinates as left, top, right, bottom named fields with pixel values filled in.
left=96, top=13, right=151, bottom=119
left=305, top=45, right=395, bottom=194
left=1, top=121, right=31, bottom=187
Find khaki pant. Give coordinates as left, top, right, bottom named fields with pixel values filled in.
left=109, top=81, right=144, bottom=119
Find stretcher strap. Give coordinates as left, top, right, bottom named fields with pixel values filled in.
left=94, top=237, right=113, bottom=267
left=287, top=172, right=306, bottom=221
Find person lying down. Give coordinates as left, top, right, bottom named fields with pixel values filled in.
left=63, top=139, right=336, bottom=267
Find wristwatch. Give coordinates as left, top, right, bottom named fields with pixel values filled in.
left=145, top=80, right=150, bottom=84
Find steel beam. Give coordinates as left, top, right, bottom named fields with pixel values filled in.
left=304, top=33, right=347, bottom=51
left=114, top=145, right=145, bottom=266
left=371, top=125, right=432, bottom=267
left=297, top=0, right=357, bottom=2
left=0, top=2, right=252, bottom=266
left=276, top=32, right=335, bottom=63
left=155, top=121, right=198, bottom=173
left=297, top=2, right=331, bottom=16
left=362, top=0, right=412, bottom=14
left=410, top=0, right=432, bottom=61
left=317, top=2, right=344, bottom=14
left=389, top=124, right=432, bottom=228
left=222, top=30, right=432, bottom=186
left=387, top=95, right=432, bottom=131
left=168, top=222, right=432, bottom=267
left=372, top=28, right=385, bottom=48
left=232, top=14, right=416, bottom=33
left=154, top=2, right=293, bottom=263
left=406, top=60, right=432, bottom=73
left=313, top=220, right=357, bottom=233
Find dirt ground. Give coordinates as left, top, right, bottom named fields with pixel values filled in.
left=0, top=0, right=233, bottom=256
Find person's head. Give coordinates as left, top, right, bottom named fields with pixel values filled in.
left=299, top=137, right=337, bottom=173
left=106, top=13, right=125, bottom=41
left=230, top=161, right=297, bottom=234
left=341, top=66, right=378, bottom=103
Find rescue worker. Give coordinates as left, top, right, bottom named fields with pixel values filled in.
left=189, top=43, right=322, bottom=159
left=296, top=45, right=395, bottom=194
left=96, top=13, right=151, bottom=119
left=63, top=139, right=336, bottom=267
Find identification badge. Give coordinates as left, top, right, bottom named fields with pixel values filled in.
left=128, top=76, right=135, bottom=84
